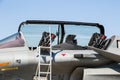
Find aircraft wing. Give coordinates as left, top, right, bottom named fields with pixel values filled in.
left=87, top=46, right=120, bottom=63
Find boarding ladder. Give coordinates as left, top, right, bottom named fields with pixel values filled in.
left=33, top=27, right=52, bottom=80
left=33, top=46, right=52, bottom=80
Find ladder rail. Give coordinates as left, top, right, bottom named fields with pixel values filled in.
left=49, top=24, right=52, bottom=80
left=38, top=46, right=41, bottom=80
left=34, top=25, right=52, bottom=80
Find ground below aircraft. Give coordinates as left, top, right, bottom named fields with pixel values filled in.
left=0, top=20, right=120, bottom=80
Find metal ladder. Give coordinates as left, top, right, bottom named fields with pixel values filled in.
left=33, top=26, right=52, bottom=80
left=34, top=46, right=52, bottom=80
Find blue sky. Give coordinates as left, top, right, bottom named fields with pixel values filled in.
left=0, top=0, right=120, bottom=39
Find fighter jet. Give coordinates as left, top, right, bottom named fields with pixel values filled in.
left=0, top=20, right=119, bottom=80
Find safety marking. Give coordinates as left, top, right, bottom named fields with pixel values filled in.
left=0, top=67, right=18, bottom=71
left=61, top=53, right=66, bottom=56
left=0, top=62, right=10, bottom=67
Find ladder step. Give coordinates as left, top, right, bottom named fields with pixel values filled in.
left=33, top=76, right=47, bottom=80
left=40, top=72, right=50, bottom=74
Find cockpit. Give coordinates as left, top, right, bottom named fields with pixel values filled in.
left=0, top=20, right=104, bottom=50
left=18, top=20, right=104, bottom=50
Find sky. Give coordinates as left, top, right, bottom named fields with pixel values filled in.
left=0, top=0, right=120, bottom=39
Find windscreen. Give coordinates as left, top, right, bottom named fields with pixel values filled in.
left=20, top=23, right=100, bottom=48
left=0, top=33, right=24, bottom=49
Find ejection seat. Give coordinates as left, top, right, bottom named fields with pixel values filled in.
left=52, top=34, right=85, bottom=50
left=88, top=33, right=111, bottom=50
left=38, top=32, right=56, bottom=47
